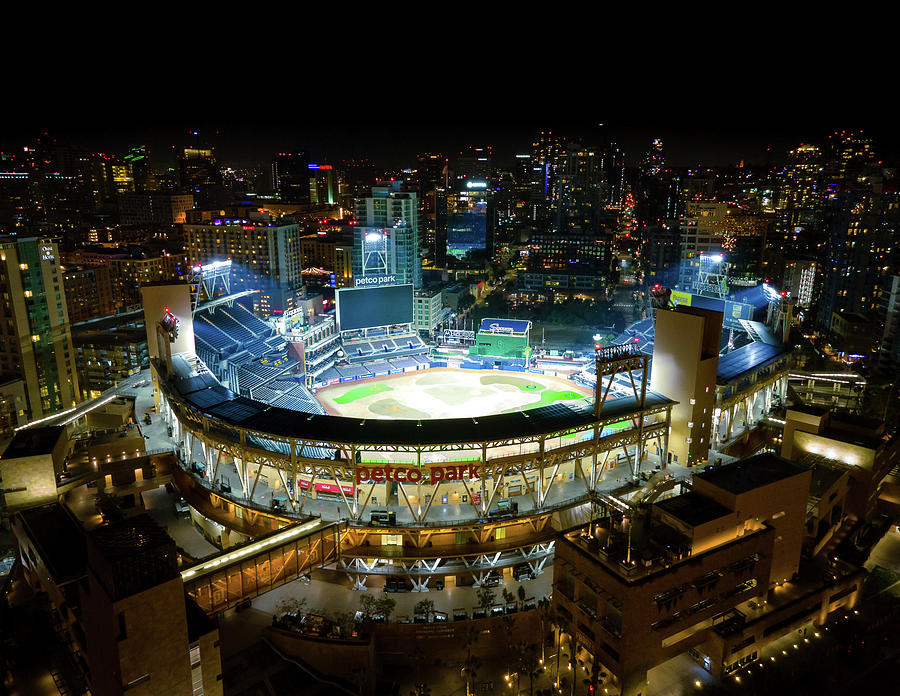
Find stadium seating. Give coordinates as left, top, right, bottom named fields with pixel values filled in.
left=194, top=315, right=238, bottom=353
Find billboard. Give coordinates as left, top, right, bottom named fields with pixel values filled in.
left=336, top=284, right=414, bottom=331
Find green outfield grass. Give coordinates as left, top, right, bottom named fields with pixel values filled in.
left=333, top=382, right=393, bottom=404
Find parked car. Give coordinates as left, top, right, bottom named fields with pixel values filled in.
left=370, top=509, right=396, bottom=526
left=174, top=498, right=190, bottom=516
left=385, top=576, right=409, bottom=593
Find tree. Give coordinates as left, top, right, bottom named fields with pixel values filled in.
left=501, top=613, right=518, bottom=680
left=274, top=595, right=307, bottom=621
left=516, top=642, right=544, bottom=696
left=476, top=585, right=496, bottom=616
left=359, top=593, right=377, bottom=619
left=517, top=584, right=526, bottom=602
left=328, top=609, right=358, bottom=639
left=414, top=598, right=435, bottom=623
left=461, top=626, right=481, bottom=696
left=502, top=587, right=516, bottom=608
left=376, top=591, right=396, bottom=622
left=536, top=597, right=551, bottom=663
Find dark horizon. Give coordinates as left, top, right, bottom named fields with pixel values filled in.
left=4, top=109, right=898, bottom=172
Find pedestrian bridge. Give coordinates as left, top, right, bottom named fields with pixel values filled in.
left=181, top=518, right=341, bottom=614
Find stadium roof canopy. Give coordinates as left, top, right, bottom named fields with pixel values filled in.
left=166, top=361, right=674, bottom=446
left=715, top=342, right=790, bottom=384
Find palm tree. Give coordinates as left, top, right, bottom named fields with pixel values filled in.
left=517, top=642, right=544, bottom=696
left=536, top=597, right=551, bottom=663
left=461, top=626, right=481, bottom=696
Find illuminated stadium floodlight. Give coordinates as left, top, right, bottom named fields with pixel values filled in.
left=695, top=252, right=729, bottom=299
left=190, top=258, right=232, bottom=312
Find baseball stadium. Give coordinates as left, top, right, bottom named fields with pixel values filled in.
left=129, top=268, right=795, bottom=629
left=137, top=275, right=697, bottom=617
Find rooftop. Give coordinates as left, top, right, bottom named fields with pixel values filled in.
left=654, top=491, right=733, bottom=527
left=694, top=453, right=809, bottom=495
left=2, top=426, right=66, bottom=459
left=89, top=513, right=179, bottom=599
left=15, top=504, right=86, bottom=586
left=716, top=341, right=791, bottom=384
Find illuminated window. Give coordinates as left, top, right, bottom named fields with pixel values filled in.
left=31, top=335, right=39, bottom=342
left=24, top=290, right=32, bottom=297
left=19, top=263, right=27, bottom=270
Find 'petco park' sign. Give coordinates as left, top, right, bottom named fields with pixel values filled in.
left=355, top=275, right=396, bottom=287
left=356, top=464, right=480, bottom=485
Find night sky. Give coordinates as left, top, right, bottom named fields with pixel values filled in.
left=5, top=72, right=896, bottom=171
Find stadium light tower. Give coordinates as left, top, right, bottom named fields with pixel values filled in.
left=695, top=252, right=729, bottom=299
left=190, top=259, right=232, bottom=312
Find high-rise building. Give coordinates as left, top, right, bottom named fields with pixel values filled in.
left=178, top=136, right=222, bottom=199
left=530, top=131, right=566, bottom=204
left=640, top=137, right=665, bottom=177
left=123, top=145, right=151, bottom=191
left=782, top=259, right=817, bottom=309
left=0, top=237, right=81, bottom=421
left=353, top=182, right=421, bottom=288
left=827, top=129, right=877, bottom=186
left=876, top=274, right=900, bottom=371
left=185, top=211, right=304, bottom=314
left=816, top=191, right=899, bottom=333
left=118, top=192, right=195, bottom=226
left=678, top=201, right=729, bottom=289
left=300, top=225, right=354, bottom=288
left=272, top=152, right=310, bottom=202
left=62, top=264, right=116, bottom=322
left=443, top=178, right=493, bottom=261
left=308, top=164, right=337, bottom=205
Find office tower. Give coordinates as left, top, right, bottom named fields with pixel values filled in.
left=0, top=237, right=81, bottom=421
left=272, top=151, right=310, bottom=202
left=782, top=259, right=817, bottom=309
left=184, top=211, right=304, bottom=314
left=455, top=145, right=492, bottom=180
left=118, top=192, right=195, bottom=226
left=600, top=141, right=626, bottom=207
left=416, top=153, right=448, bottom=260
left=300, top=225, right=354, bottom=288
left=308, top=163, right=337, bottom=205
left=73, top=314, right=149, bottom=397
left=778, top=143, right=824, bottom=225
left=62, top=264, right=116, bottom=321
left=816, top=191, right=899, bottom=336
left=640, top=137, right=665, bottom=177
left=640, top=222, right=681, bottom=288
left=123, top=145, right=151, bottom=191
left=530, top=130, right=566, bottom=203
left=556, top=143, right=605, bottom=233
left=442, top=178, right=493, bottom=262
left=876, top=274, right=900, bottom=372
left=827, top=129, right=877, bottom=186
left=353, top=181, right=421, bottom=288
left=651, top=305, right=722, bottom=466
left=178, top=136, right=222, bottom=197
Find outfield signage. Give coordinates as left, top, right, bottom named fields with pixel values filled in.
left=355, top=274, right=397, bottom=287
left=356, top=464, right=481, bottom=485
